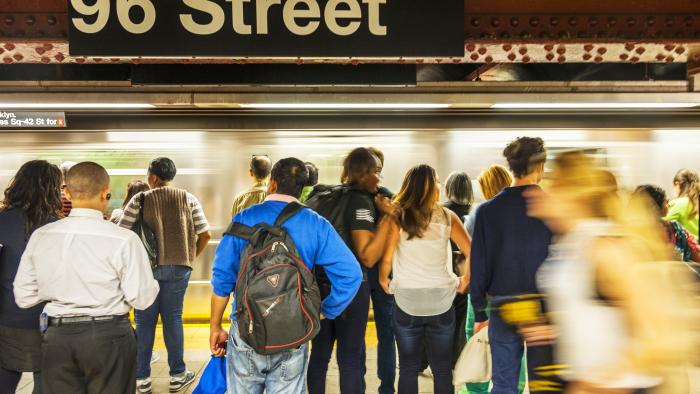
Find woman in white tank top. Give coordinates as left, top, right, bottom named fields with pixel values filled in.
left=379, top=164, right=471, bottom=394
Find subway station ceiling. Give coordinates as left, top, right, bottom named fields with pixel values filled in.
left=0, top=0, right=699, bottom=65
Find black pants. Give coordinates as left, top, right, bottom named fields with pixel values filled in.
left=307, top=281, right=370, bottom=394
left=41, top=318, right=136, bottom=394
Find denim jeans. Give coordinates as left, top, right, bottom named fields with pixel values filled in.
left=489, top=301, right=525, bottom=394
left=135, top=265, right=191, bottom=379
left=226, top=321, right=309, bottom=394
left=363, top=265, right=396, bottom=394
left=307, top=281, right=370, bottom=394
left=394, top=304, right=455, bottom=394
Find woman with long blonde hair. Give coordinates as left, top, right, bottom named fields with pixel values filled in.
left=379, top=164, right=470, bottom=394
left=524, top=151, right=697, bottom=393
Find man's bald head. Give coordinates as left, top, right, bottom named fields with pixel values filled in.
left=66, top=162, right=110, bottom=200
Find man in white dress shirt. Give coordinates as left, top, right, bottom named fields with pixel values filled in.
left=13, top=161, right=160, bottom=394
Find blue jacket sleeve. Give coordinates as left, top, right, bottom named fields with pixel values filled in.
left=211, top=234, right=242, bottom=298
left=313, top=218, right=362, bottom=319
left=469, top=206, right=490, bottom=322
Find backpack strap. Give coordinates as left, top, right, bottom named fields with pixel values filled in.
left=274, top=202, right=305, bottom=227
left=224, top=221, right=257, bottom=241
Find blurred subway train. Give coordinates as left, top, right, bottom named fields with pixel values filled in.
left=1, top=127, right=698, bottom=319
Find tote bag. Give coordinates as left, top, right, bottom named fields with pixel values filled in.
left=453, top=326, right=492, bottom=386
left=193, top=356, right=227, bottom=394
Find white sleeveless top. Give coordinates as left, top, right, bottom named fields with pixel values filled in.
left=537, top=219, right=661, bottom=388
left=390, top=206, right=460, bottom=316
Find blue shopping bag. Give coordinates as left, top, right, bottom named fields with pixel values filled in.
left=193, top=355, right=227, bottom=394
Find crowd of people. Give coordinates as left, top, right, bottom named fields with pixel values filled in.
left=0, top=138, right=698, bottom=394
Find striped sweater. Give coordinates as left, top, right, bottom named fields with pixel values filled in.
left=119, top=186, right=210, bottom=268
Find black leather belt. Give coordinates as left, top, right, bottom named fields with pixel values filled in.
left=48, top=314, right=129, bottom=327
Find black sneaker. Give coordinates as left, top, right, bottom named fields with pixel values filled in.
left=169, top=370, right=196, bottom=393
left=136, top=378, right=152, bottom=394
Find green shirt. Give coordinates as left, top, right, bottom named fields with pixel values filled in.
left=665, top=197, right=699, bottom=237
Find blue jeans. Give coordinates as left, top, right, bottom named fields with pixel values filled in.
left=135, top=265, right=191, bottom=379
left=226, top=321, right=309, bottom=394
left=394, top=304, right=455, bottom=394
left=363, top=265, right=396, bottom=394
left=307, top=281, right=370, bottom=394
left=489, top=301, right=524, bottom=394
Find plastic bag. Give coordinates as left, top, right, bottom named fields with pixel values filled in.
left=453, top=326, right=492, bottom=386
left=193, top=355, right=227, bottom=394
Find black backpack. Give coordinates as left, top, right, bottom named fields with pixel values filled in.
left=305, top=185, right=354, bottom=297
left=224, top=202, right=321, bottom=355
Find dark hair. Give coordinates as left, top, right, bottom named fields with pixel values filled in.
left=634, top=184, right=667, bottom=215
left=673, top=168, right=700, bottom=217
left=250, top=155, right=272, bottom=180
left=122, top=180, right=150, bottom=209
left=148, top=157, right=177, bottom=181
left=304, top=162, right=319, bottom=187
left=503, top=137, right=547, bottom=178
left=66, top=162, right=110, bottom=200
left=367, top=147, right=385, bottom=166
left=394, top=165, right=440, bottom=240
left=1, top=160, right=63, bottom=239
left=271, top=158, right=309, bottom=198
left=445, top=171, right=474, bottom=208
left=342, top=148, right=379, bottom=185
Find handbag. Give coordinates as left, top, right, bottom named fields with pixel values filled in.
left=131, top=193, right=158, bottom=270
left=193, top=355, right=227, bottom=394
left=453, top=326, right=492, bottom=385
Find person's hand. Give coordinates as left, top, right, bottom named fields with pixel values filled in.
left=456, top=276, right=469, bottom=294
left=374, top=195, right=397, bottom=217
left=210, top=325, right=229, bottom=357
left=379, top=276, right=392, bottom=294
left=473, top=320, right=489, bottom=335
left=518, top=323, right=557, bottom=346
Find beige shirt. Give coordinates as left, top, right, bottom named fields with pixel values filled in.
left=14, top=208, right=160, bottom=317
left=231, top=182, right=267, bottom=216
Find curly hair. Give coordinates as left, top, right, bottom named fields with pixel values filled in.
left=1, top=160, right=63, bottom=239
left=503, top=137, right=546, bottom=178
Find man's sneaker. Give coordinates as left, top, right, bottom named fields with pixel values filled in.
left=136, top=377, right=152, bottom=394
left=150, top=351, right=160, bottom=364
left=169, top=370, right=196, bottom=393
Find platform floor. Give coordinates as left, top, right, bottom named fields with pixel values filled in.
left=17, top=323, right=462, bottom=393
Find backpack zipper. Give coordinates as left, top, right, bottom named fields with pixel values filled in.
left=262, top=296, right=281, bottom=317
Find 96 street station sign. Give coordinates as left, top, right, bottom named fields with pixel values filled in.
left=68, top=0, right=464, bottom=57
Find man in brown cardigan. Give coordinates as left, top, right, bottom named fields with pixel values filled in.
left=119, top=157, right=211, bottom=394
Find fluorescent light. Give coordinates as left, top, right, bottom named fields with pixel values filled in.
left=0, top=103, right=155, bottom=109
left=240, top=103, right=450, bottom=109
left=491, top=102, right=698, bottom=109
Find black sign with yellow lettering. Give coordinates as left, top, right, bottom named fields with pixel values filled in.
left=68, top=0, right=464, bottom=57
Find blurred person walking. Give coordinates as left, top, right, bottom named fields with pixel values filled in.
left=14, top=162, right=160, bottom=394
left=665, top=169, right=700, bottom=237
left=469, top=137, right=560, bottom=394
left=307, top=147, right=395, bottom=394
left=378, top=164, right=471, bottom=394
left=231, top=155, right=272, bottom=216
left=525, top=151, right=699, bottom=393
left=119, top=157, right=212, bottom=393
left=0, top=160, right=63, bottom=394
left=109, top=180, right=149, bottom=224
left=209, top=157, right=362, bottom=394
